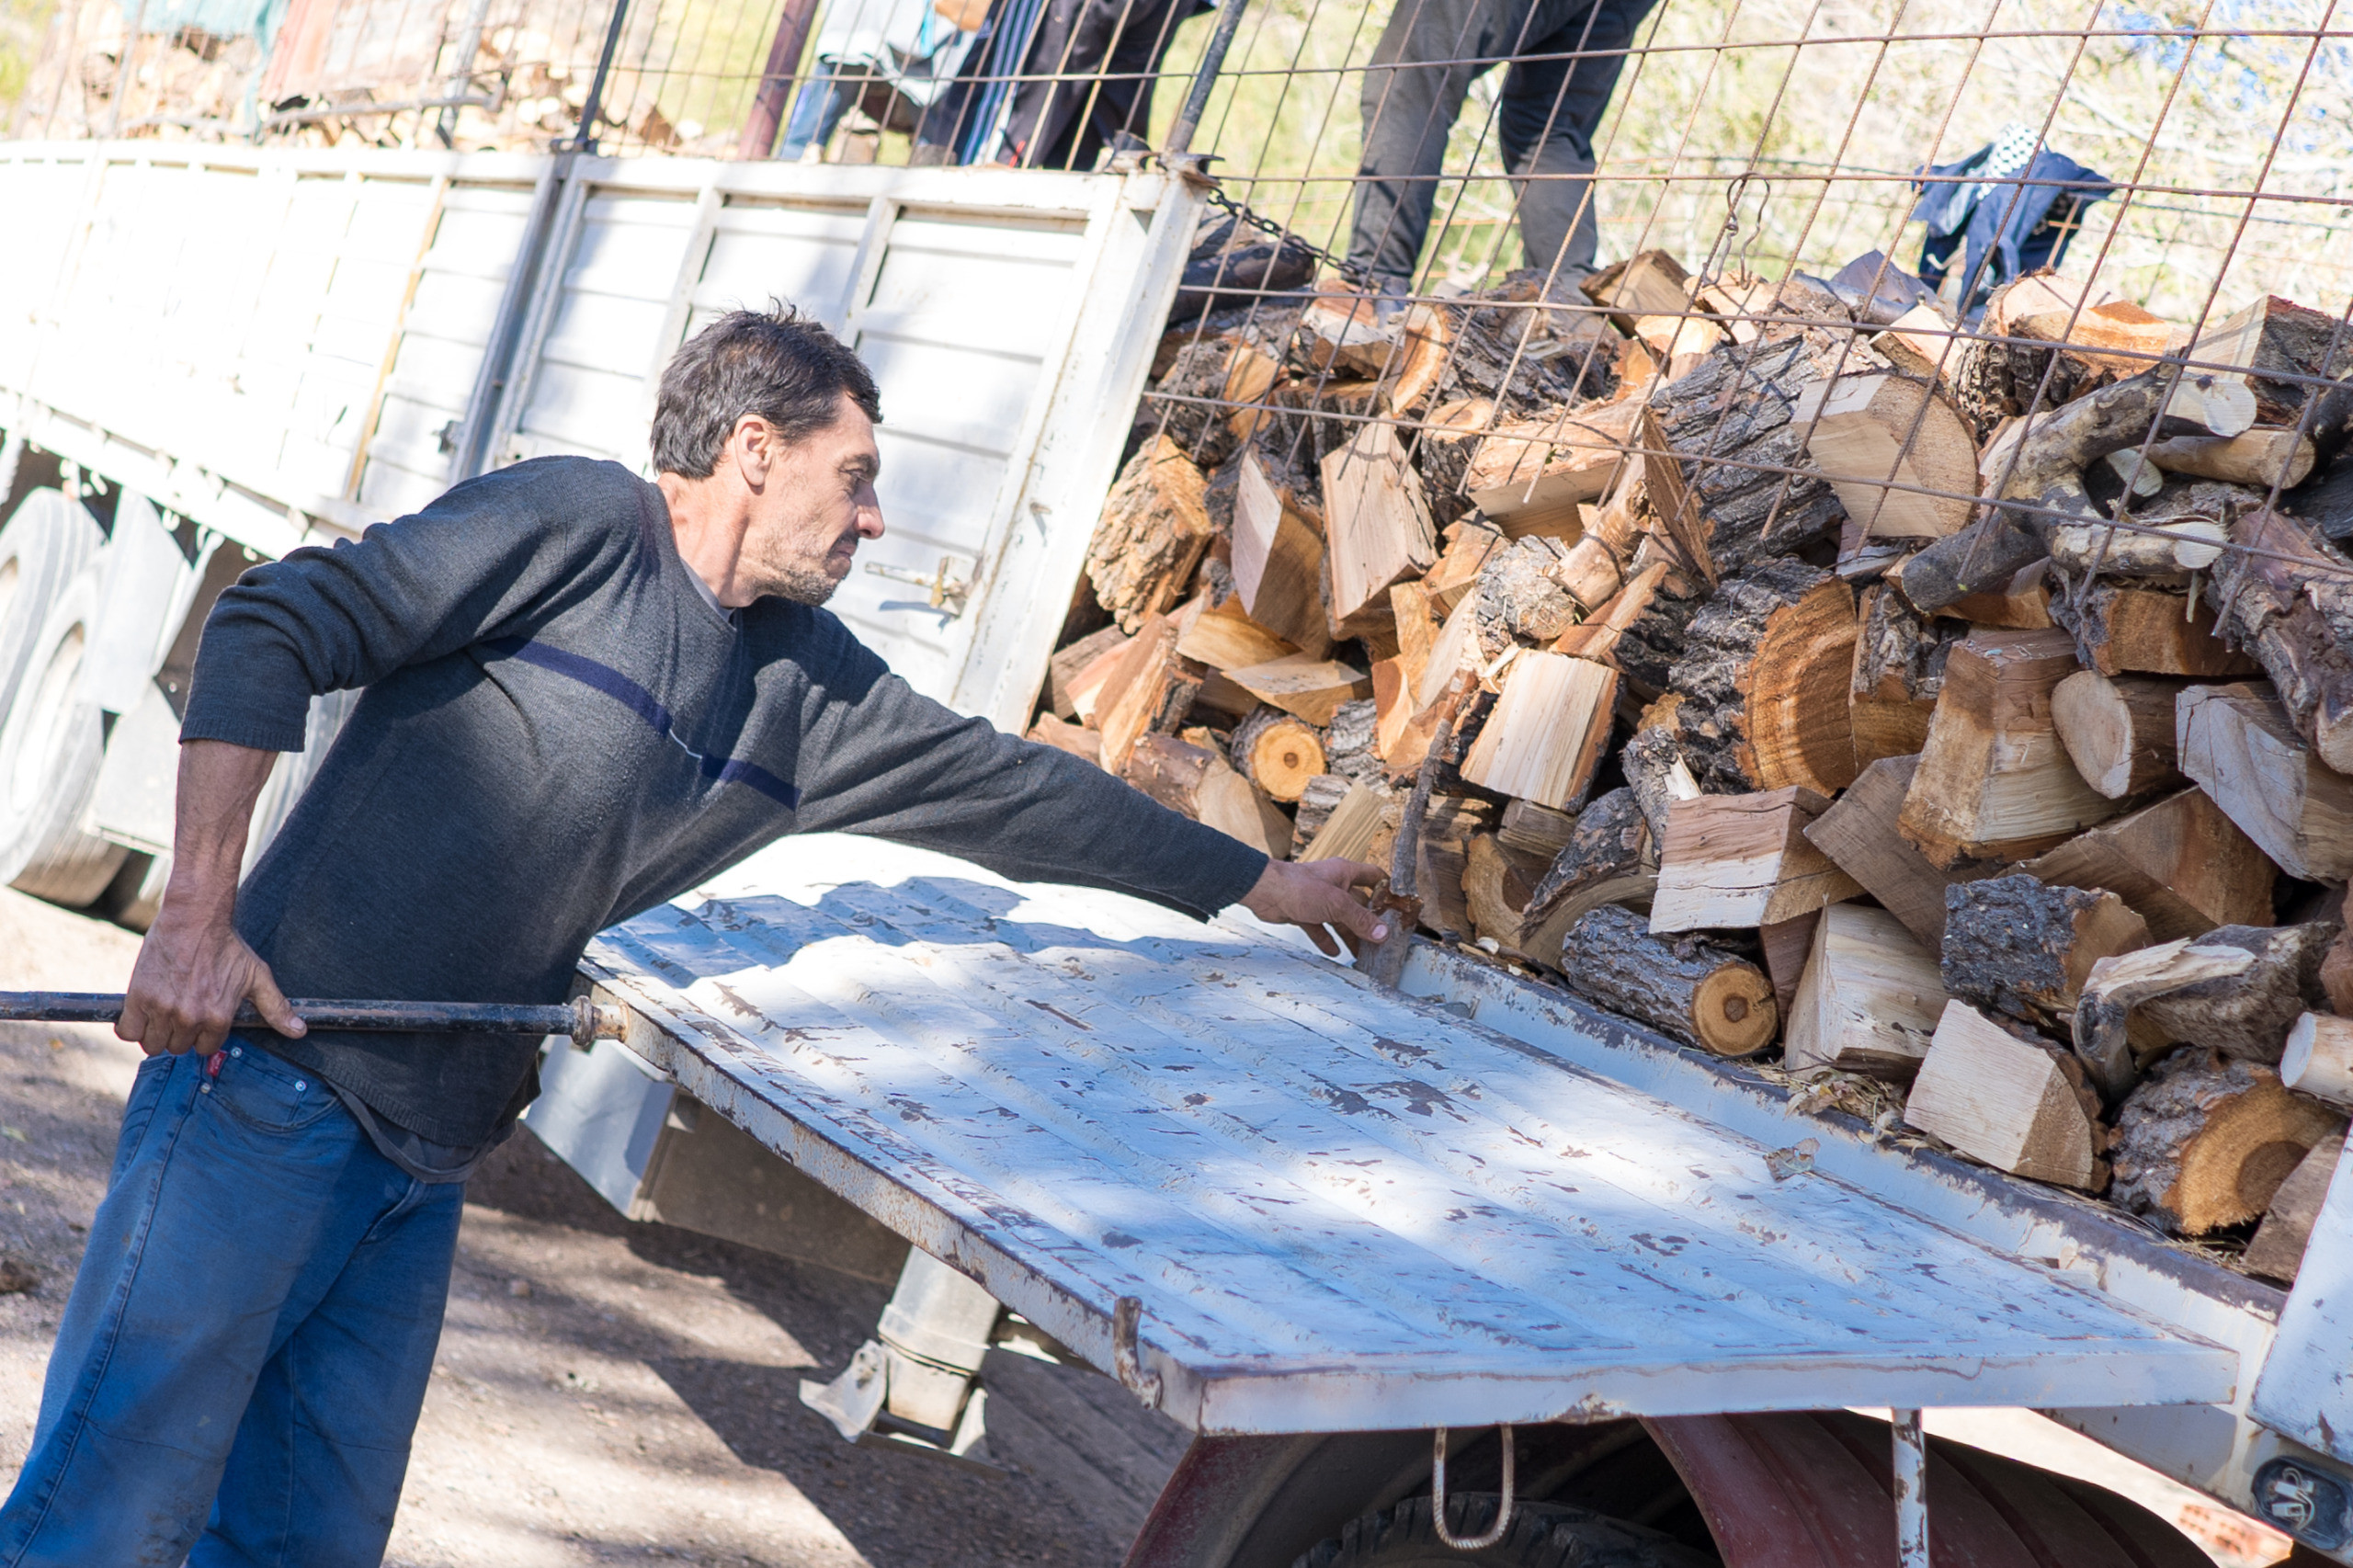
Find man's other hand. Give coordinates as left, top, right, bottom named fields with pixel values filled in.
left=1238, top=858, right=1389, bottom=959
left=119, top=907, right=306, bottom=1058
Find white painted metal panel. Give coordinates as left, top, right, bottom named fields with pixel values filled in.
left=2251, top=1142, right=2353, bottom=1463
left=580, top=835, right=2235, bottom=1437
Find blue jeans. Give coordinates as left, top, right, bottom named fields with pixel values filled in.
left=0, top=1041, right=466, bottom=1567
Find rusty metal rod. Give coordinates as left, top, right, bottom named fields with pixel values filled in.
left=0, top=992, right=626, bottom=1048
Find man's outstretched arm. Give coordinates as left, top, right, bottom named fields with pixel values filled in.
left=117, top=740, right=307, bottom=1057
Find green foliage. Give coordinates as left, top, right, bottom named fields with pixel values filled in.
left=0, top=0, right=56, bottom=119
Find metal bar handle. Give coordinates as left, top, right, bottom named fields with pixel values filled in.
left=0, top=992, right=626, bottom=1049
left=1431, top=1424, right=1515, bottom=1551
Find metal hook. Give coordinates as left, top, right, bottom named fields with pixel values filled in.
left=1432, top=1424, right=1516, bottom=1551
left=1112, top=1296, right=1163, bottom=1409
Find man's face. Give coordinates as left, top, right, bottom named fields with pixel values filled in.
left=738, top=392, right=885, bottom=606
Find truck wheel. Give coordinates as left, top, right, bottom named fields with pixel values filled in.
left=1296, top=1495, right=1717, bottom=1568
left=0, top=565, right=129, bottom=906
left=0, top=489, right=104, bottom=723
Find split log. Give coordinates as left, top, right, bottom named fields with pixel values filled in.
left=2187, top=294, right=2353, bottom=425
left=1094, top=612, right=1204, bottom=773
left=1519, top=788, right=1655, bottom=968
left=2021, top=787, right=2274, bottom=942
left=1849, top=585, right=1961, bottom=769
left=1650, top=788, right=1861, bottom=932
left=2050, top=583, right=2257, bottom=678
left=1086, top=437, right=1215, bottom=632
left=1175, top=595, right=1297, bottom=674
left=2243, top=1131, right=2344, bottom=1283
left=1322, top=698, right=1384, bottom=789
left=1898, top=629, right=2120, bottom=867
left=2283, top=1013, right=2353, bottom=1109
left=2072, top=923, right=2335, bottom=1103
left=1223, top=654, right=1370, bottom=726
left=1795, top=369, right=1980, bottom=538
left=1458, top=653, right=1618, bottom=811
left=1387, top=303, right=1455, bottom=415
left=1051, top=626, right=1130, bottom=721
left=1474, top=538, right=1589, bottom=651
left=1580, top=249, right=1691, bottom=333
left=1620, top=722, right=1699, bottom=854
left=1322, top=422, right=1438, bottom=625
left=1939, top=873, right=2150, bottom=1033
left=1896, top=367, right=2259, bottom=614
left=2201, top=507, right=2353, bottom=775
left=1758, top=911, right=1819, bottom=1020
left=1803, top=754, right=1995, bottom=956
left=1551, top=560, right=1668, bottom=664
left=1420, top=520, right=1504, bottom=616
left=1026, top=713, right=1102, bottom=765
left=1669, top=561, right=1859, bottom=797
left=1464, top=399, right=1641, bottom=539
left=1784, top=903, right=1949, bottom=1081
left=1412, top=796, right=1492, bottom=940
left=1633, top=311, right=1723, bottom=363
left=1390, top=580, right=1439, bottom=693
left=1231, top=449, right=1332, bottom=655
left=1462, top=834, right=1545, bottom=955
left=2325, top=926, right=2353, bottom=1016
left=1298, top=290, right=1394, bottom=380
left=1904, top=1001, right=2104, bottom=1190
left=2175, top=682, right=2353, bottom=882
left=1229, top=707, right=1326, bottom=802
left=2044, top=514, right=2228, bottom=581
left=1639, top=406, right=1718, bottom=589
left=1940, top=559, right=2053, bottom=630
left=2112, top=1049, right=2347, bottom=1233
left=1065, top=636, right=1133, bottom=725
left=1122, top=733, right=1291, bottom=858
left=2050, top=670, right=2189, bottom=799
left=1299, top=778, right=1387, bottom=864
left=1290, top=774, right=1348, bottom=857
left=1497, top=799, right=1580, bottom=858
left=1556, top=903, right=1777, bottom=1057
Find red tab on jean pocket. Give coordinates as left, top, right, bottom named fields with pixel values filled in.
left=207, top=1051, right=225, bottom=1079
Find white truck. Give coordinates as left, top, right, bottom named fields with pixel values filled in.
left=0, top=133, right=2348, bottom=1567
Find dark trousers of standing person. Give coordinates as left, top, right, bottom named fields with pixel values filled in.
left=1003, top=0, right=1209, bottom=169
left=1349, top=0, right=1658, bottom=292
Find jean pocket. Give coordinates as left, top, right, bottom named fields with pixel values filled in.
left=207, top=1042, right=343, bottom=1133
left=109, top=1052, right=182, bottom=1185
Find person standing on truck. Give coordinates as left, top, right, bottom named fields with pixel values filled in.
left=0, top=307, right=1388, bottom=1568
left=1349, top=0, right=1658, bottom=310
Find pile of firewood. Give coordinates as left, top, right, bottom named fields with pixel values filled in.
left=1035, top=236, right=2353, bottom=1283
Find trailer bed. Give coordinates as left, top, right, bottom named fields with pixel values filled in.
left=578, top=836, right=2234, bottom=1438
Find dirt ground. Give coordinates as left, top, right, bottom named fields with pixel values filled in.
left=0, top=887, right=2296, bottom=1568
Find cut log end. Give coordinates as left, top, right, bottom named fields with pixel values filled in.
left=2112, top=1049, right=2347, bottom=1233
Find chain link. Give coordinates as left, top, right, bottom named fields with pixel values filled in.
left=1199, top=181, right=1373, bottom=288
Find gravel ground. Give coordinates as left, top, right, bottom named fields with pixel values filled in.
left=0, top=887, right=2295, bottom=1568
left=0, top=887, right=1150, bottom=1567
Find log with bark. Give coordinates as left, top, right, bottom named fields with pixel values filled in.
left=2049, top=581, right=2257, bottom=678
left=1464, top=399, right=1641, bottom=539
left=2018, top=787, right=2275, bottom=942
left=1420, top=518, right=1504, bottom=616
left=1122, top=733, right=1292, bottom=858
left=2200, top=506, right=2353, bottom=776
left=2050, top=670, right=2189, bottom=798
left=1229, top=707, right=1326, bottom=801
left=2242, top=1131, right=2344, bottom=1283
left=1938, top=873, right=2151, bottom=1033
left=2175, top=681, right=2353, bottom=882
left=1555, top=903, right=1777, bottom=1057
left=1803, top=754, right=1997, bottom=956
left=1322, top=698, right=1384, bottom=788
left=2071, top=920, right=2336, bottom=1083
left=1518, top=788, right=1655, bottom=968
left=1086, top=436, right=1216, bottom=631
left=1669, top=560, right=1860, bottom=797
left=1620, top=722, right=1700, bottom=854
left=2111, top=1048, right=2347, bottom=1233
left=1904, top=1000, right=2105, bottom=1190
left=1645, top=335, right=1847, bottom=575
left=1462, top=834, right=1546, bottom=955
left=1650, top=788, right=1861, bottom=932
left=1898, top=629, right=2121, bottom=866
left=2283, top=1012, right=2353, bottom=1110
left=1783, top=903, right=1950, bottom=1081
left=1849, top=585, right=1961, bottom=769
left=2186, top=294, right=2353, bottom=425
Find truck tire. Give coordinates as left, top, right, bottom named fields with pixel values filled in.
left=0, top=565, right=129, bottom=905
left=0, top=489, right=104, bottom=724
left=1295, top=1496, right=1718, bottom=1568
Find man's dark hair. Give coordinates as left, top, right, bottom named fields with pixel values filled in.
left=651, top=304, right=882, bottom=478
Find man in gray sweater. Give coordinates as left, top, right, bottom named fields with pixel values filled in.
left=0, top=308, right=1382, bottom=1567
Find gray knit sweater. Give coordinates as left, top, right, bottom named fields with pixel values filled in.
left=181, top=457, right=1267, bottom=1145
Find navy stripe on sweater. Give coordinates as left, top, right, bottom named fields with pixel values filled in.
left=484, top=635, right=801, bottom=808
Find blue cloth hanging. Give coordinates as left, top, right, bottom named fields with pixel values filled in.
left=1914, top=130, right=2110, bottom=321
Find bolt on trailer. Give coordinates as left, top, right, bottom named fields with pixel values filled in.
left=1, top=0, right=2352, bottom=1559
